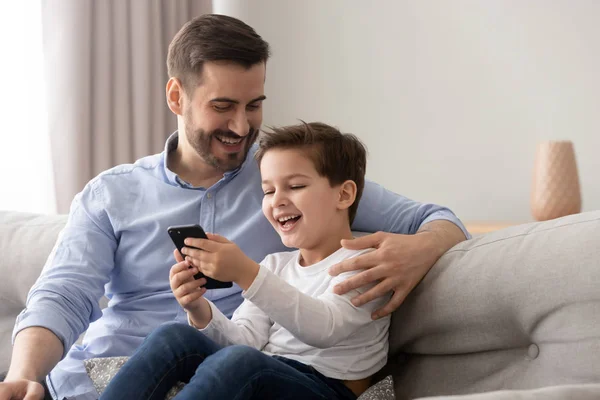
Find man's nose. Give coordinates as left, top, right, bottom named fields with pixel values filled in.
left=228, top=110, right=250, bottom=137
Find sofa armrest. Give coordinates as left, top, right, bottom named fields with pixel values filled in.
left=0, top=211, right=69, bottom=371
left=387, top=211, right=600, bottom=399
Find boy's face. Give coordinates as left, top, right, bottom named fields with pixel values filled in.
left=260, top=148, right=344, bottom=249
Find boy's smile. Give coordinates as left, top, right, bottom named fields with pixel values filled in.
left=275, top=213, right=302, bottom=232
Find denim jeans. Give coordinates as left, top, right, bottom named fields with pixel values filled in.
left=99, top=323, right=357, bottom=400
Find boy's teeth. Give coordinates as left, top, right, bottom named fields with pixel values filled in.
left=278, top=215, right=299, bottom=222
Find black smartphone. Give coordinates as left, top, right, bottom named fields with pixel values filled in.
left=167, top=224, right=233, bottom=289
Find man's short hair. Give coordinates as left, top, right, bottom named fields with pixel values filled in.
left=167, top=14, right=271, bottom=94
left=256, top=122, right=367, bottom=224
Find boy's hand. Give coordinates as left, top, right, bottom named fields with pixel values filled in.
left=170, top=249, right=208, bottom=314
left=181, top=233, right=259, bottom=290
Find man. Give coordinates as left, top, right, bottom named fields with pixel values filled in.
left=0, top=14, right=468, bottom=400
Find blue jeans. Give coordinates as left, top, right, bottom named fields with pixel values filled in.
left=99, top=323, right=357, bottom=400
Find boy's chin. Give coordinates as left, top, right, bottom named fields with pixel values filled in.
left=280, top=234, right=304, bottom=249
left=281, top=237, right=298, bottom=249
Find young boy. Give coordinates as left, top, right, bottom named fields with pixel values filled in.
left=99, top=122, right=391, bottom=400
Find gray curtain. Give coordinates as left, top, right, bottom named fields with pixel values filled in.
left=42, top=0, right=212, bottom=213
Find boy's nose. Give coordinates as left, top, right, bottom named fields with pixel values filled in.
left=271, top=192, right=288, bottom=208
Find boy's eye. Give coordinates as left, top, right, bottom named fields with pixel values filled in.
left=263, top=190, right=274, bottom=196
left=290, top=185, right=305, bottom=190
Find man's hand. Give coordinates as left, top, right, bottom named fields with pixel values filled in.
left=0, top=327, right=64, bottom=400
left=181, top=233, right=260, bottom=290
left=329, top=221, right=466, bottom=319
left=0, top=379, right=45, bottom=400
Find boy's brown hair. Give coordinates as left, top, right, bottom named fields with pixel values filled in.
left=167, top=14, right=271, bottom=95
left=256, top=122, right=367, bottom=224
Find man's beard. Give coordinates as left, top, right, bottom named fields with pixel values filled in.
left=184, top=122, right=259, bottom=172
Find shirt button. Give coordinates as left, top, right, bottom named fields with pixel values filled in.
left=207, top=193, right=212, bottom=199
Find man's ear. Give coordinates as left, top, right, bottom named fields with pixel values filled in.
left=166, top=77, right=185, bottom=116
left=337, top=180, right=357, bottom=212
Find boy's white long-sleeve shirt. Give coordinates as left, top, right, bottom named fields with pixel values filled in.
left=197, top=247, right=391, bottom=380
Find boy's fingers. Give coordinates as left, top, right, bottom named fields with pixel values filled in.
left=181, top=246, right=209, bottom=261
left=169, top=261, right=191, bottom=279
left=179, top=288, right=206, bottom=307
left=183, top=238, right=220, bottom=252
left=174, top=249, right=184, bottom=263
left=174, top=279, right=207, bottom=298
left=189, top=277, right=207, bottom=288
left=173, top=280, right=204, bottom=300
left=170, top=267, right=199, bottom=288
left=205, top=233, right=229, bottom=243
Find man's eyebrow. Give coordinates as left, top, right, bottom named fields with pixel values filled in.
left=261, top=173, right=311, bottom=184
left=210, top=95, right=267, bottom=104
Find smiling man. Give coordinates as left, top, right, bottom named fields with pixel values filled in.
left=0, top=14, right=468, bottom=400
left=167, top=60, right=266, bottom=188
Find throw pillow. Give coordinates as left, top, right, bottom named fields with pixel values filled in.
left=83, top=356, right=184, bottom=399
left=358, top=375, right=396, bottom=400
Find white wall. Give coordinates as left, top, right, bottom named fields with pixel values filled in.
left=214, top=0, right=600, bottom=222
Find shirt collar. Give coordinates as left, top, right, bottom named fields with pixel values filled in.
left=162, top=131, right=247, bottom=189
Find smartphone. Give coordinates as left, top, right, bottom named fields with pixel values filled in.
left=167, top=224, right=233, bottom=289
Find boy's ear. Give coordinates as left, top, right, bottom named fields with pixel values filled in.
left=166, top=77, right=185, bottom=116
left=337, top=180, right=357, bottom=212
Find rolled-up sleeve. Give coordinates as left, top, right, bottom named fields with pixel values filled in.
left=352, top=180, right=470, bottom=239
left=12, top=180, right=117, bottom=357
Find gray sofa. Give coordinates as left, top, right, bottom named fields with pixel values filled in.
left=1, top=210, right=599, bottom=399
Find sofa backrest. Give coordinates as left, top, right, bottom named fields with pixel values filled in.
left=387, top=210, right=600, bottom=399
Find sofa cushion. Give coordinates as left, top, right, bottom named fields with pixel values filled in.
left=0, top=211, right=68, bottom=371
left=387, top=211, right=600, bottom=399
left=415, top=383, right=600, bottom=400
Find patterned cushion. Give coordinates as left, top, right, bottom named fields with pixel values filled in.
left=84, top=357, right=184, bottom=399
left=84, top=356, right=395, bottom=399
left=357, top=375, right=396, bottom=400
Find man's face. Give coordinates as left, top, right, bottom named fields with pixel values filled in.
left=260, top=148, right=343, bottom=250
left=182, top=61, right=266, bottom=171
